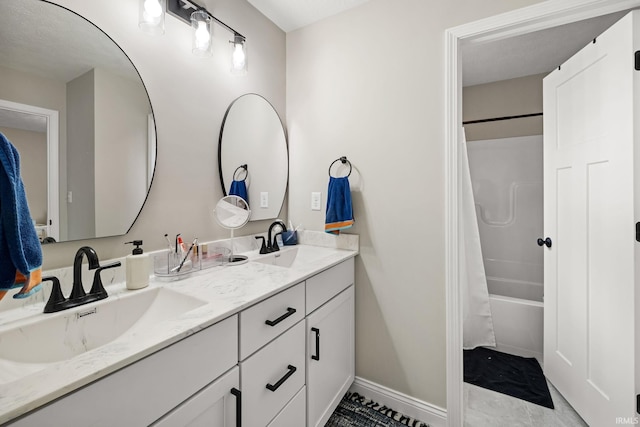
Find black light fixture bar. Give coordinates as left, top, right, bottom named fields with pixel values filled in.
left=167, top=0, right=245, bottom=39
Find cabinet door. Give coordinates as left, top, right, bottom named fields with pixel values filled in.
left=306, top=285, right=355, bottom=427
left=152, top=367, right=240, bottom=427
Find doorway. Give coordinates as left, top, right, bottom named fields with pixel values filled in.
left=0, top=99, right=60, bottom=241
left=444, top=1, right=640, bottom=426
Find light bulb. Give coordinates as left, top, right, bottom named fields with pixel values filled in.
left=195, top=21, right=211, bottom=50
left=143, top=0, right=162, bottom=23
left=232, top=43, right=246, bottom=70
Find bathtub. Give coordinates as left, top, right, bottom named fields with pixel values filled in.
left=487, top=276, right=544, bottom=364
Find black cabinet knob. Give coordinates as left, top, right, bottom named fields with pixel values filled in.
left=537, top=237, right=552, bottom=248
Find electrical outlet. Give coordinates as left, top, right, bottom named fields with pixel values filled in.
left=311, top=192, right=321, bottom=211
left=260, top=192, right=269, bottom=208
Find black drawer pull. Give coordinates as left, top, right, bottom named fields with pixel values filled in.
left=230, top=388, right=241, bottom=427
left=266, top=365, right=297, bottom=392
left=311, top=327, right=320, bottom=361
left=265, top=307, right=296, bottom=326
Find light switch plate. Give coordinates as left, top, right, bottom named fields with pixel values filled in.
left=311, top=192, right=321, bottom=211
left=260, top=192, right=269, bottom=208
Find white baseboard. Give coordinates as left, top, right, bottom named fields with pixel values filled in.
left=349, top=377, right=447, bottom=427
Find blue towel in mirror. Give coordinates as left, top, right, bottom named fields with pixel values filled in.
left=325, top=176, right=354, bottom=234
left=0, top=132, right=43, bottom=300
left=229, top=180, right=248, bottom=204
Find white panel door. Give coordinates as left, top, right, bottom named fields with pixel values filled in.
left=543, top=11, right=637, bottom=426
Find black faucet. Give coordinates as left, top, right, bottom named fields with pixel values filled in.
left=43, top=246, right=121, bottom=313
left=267, top=220, right=287, bottom=252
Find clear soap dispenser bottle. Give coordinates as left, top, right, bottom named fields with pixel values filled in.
left=125, top=240, right=150, bottom=290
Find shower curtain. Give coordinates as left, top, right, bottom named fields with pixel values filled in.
left=460, top=128, right=496, bottom=349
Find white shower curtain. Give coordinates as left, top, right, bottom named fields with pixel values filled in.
left=460, top=128, right=496, bottom=349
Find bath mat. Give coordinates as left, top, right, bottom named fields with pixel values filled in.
left=326, top=392, right=430, bottom=427
left=464, top=347, right=554, bottom=409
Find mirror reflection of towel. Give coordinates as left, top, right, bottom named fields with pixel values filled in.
left=325, top=176, right=354, bottom=234
left=0, top=132, right=43, bottom=300
left=229, top=180, right=248, bottom=204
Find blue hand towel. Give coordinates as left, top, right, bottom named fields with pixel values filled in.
left=325, top=176, right=354, bottom=234
left=229, top=180, right=248, bottom=204
left=0, top=132, right=43, bottom=300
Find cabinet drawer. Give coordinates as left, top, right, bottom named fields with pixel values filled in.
left=152, top=366, right=239, bottom=427
left=267, top=386, right=306, bottom=427
left=239, top=282, right=304, bottom=360
left=9, top=316, right=238, bottom=427
left=240, top=321, right=305, bottom=427
left=306, top=257, right=354, bottom=314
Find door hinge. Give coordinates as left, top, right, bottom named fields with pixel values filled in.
left=636, top=223, right=640, bottom=242
left=636, top=51, right=640, bottom=71
left=637, top=394, right=639, bottom=413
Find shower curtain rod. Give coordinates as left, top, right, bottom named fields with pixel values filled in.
left=463, top=112, right=543, bottom=125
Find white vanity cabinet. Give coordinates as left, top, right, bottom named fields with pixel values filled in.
left=7, top=315, right=238, bottom=427
left=4, top=252, right=356, bottom=427
left=305, top=258, right=355, bottom=427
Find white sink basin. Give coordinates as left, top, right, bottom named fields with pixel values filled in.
left=253, top=247, right=299, bottom=268
left=0, top=287, right=206, bottom=365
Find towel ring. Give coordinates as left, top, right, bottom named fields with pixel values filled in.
left=328, top=156, right=352, bottom=178
left=233, top=164, right=248, bottom=181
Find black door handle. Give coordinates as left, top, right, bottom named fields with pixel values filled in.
left=537, top=237, right=552, bottom=248
left=266, top=365, right=297, bottom=392
left=311, top=327, right=320, bottom=361
left=230, top=388, right=241, bottom=427
left=265, top=307, right=296, bottom=326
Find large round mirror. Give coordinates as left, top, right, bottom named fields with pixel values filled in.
left=0, top=0, right=155, bottom=244
left=218, top=94, right=287, bottom=222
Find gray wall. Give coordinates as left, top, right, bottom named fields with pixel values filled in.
left=67, top=69, right=96, bottom=240
left=463, top=73, right=546, bottom=141
left=0, top=64, right=68, bottom=239
left=286, top=0, right=544, bottom=409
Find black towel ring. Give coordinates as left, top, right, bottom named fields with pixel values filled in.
left=233, top=164, right=248, bottom=181
left=328, top=156, right=352, bottom=178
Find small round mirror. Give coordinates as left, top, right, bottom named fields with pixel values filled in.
left=214, top=195, right=250, bottom=265
left=214, top=195, right=251, bottom=229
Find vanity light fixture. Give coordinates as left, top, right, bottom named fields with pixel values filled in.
left=139, top=0, right=165, bottom=35
left=231, top=34, right=247, bottom=74
left=166, top=0, right=247, bottom=73
left=191, top=10, right=212, bottom=57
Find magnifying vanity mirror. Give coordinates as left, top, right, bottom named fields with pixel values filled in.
left=218, top=94, right=287, bottom=221
left=0, top=0, right=155, bottom=244
left=214, top=195, right=251, bottom=265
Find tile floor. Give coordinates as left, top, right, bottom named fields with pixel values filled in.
left=464, top=381, right=588, bottom=427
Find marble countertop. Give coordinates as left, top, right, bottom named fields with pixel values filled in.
left=0, top=232, right=358, bottom=424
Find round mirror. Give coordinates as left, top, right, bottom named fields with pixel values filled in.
left=214, top=196, right=251, bottom=229
left=218, top=94, right=287, bottom=221
left=0, top=0, right=156, bottom=243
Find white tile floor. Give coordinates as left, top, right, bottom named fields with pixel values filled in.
left=464, top=381, right=588, bottom=427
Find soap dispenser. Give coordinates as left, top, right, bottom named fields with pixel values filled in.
left=125, top=240, right=150, bottom=290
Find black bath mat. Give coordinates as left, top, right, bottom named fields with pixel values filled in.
left=325, top=392, right=430, bottom=427
left=464, top=347, right=554, bottom=409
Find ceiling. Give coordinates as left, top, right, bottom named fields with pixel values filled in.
left=247, top=0, right=371, bottom=32
left=247, top=1, right=634, bottom=86
left=0, top=0, right=139, bottom=84
left=462, top=10, right=631, bottom=86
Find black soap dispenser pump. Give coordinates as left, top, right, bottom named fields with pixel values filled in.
left=125, top=240, right=149, bottom=290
